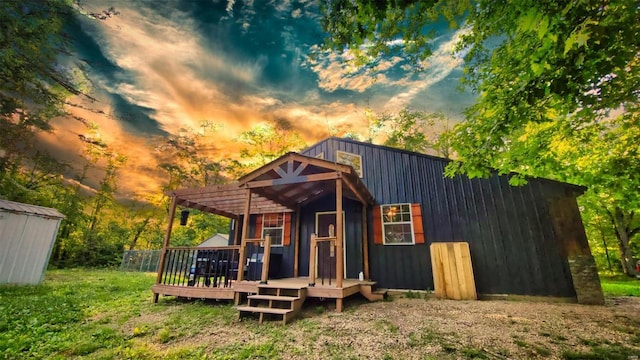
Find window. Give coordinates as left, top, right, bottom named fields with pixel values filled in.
left=262, top=213, right=284, bottom=246
left=372, top=203, right=425, bottom=245
left=336, top=150, right=363, bottom=177
left=381, top=204, right=414, bottom=244
left=254, top=213, right=291, bottom=246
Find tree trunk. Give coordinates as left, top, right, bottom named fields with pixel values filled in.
left=597, top=218, right=613, bottom=272
left=607, top=207, right=638, bottom=276
left=129, top=216, right=151, bottom=250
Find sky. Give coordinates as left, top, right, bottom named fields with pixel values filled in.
left=37, top=0, right=476, bottom=199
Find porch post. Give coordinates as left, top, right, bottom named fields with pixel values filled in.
left=260, top=234, right=271, bottom=284
left=336, top=177, right=344, bottom=288
left=308, top=233, right=316, bottom=286
left=293, top=209, right=301, bottom=277
left=154, top=196, right=177, bottom=303
left=237, top=188, right=252, bottom=283
left=362, top=203, right=370, bottom=280
left=232, top=218, right=240, bottom=245
left=336, top=177, right=344, bottom=312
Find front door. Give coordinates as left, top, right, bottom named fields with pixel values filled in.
left=315, top=212, right=346, bottom=279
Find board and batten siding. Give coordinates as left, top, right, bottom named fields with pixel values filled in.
left=302, top=138, right=577, bottom=297
left=0, top=200, right=65, bottom=285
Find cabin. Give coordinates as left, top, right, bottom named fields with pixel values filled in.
left=152, top=137, right=604, bottom=324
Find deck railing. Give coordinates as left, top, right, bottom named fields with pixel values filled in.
left=239, top=235, right=271, bottom=283
left=308, top=234, right=337, bottom=286
left=159, top=246, right=240, bottom=288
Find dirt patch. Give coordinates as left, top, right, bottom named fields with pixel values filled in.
left=288, top=295, right=640, bottom=359
left=128, top=295, right=640, bottom=359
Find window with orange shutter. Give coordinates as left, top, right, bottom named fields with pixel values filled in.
left=256, top=212, right=292, bottom=247
left=373, top=203, right=425, bottom=245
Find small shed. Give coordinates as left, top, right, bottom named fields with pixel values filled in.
left=0, top=199, right=65, bottom=284
left=198, top=233, right=229, bottom=247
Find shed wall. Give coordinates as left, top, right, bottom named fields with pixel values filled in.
left=0, top=211, right=61, bottom=284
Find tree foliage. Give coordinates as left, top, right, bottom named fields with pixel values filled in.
left=374, top=108, right=453, bottom=158
left=155, top=122, right=232, bottom=191
left=236, top=119, right=306, bottom=170
left=321, top=0, right=640, bottom=274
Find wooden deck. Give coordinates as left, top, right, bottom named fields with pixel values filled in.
left=152, top=277, right=382, bottom=302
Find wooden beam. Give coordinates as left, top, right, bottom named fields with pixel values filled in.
left=261, top=234, right=271, bottom=284
left=292, top=162, right=307, bottom=176
left=170, top=183, right=240, bottom=197
left=154, top=196, right=177, bottom=303
left=237, top=153, right=297, bottom=184
left=362, top=203, right=370, bottom=280
left=287, top=153, right=353, bottom=173
left=293, top=209, right=301, bottom=277
left=233, top=218, right=240, bottom=245
left=308, top=233, right=316, bottom=286
left=248, top=189, right=297, bottom=211
left=336, top=178, right=344, bottom=289
left=245, top=171, right=339, bottom=188
left=237, top=189, right=252, bottom=284
left=342, top=176, right=367, bottom=205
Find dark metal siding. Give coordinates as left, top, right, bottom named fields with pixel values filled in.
left=302, top=138, right=577, bottom=297
left=297, top=196, right=363, bottom=279
left=240, top=214, right=297, bottom=279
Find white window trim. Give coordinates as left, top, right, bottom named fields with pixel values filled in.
left=262, top=213, right=285, bottom=247
left=381, top=203, right=415, bottom=245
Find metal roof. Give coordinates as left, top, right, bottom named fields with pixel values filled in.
left=0, top=199, right=65, bottom=219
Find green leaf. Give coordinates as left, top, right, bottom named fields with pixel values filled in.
left=531, top=62, right=544, bottom=76
left=564, top=28, right=591, bottom=54
left=537, top=16, right=549, bottom=40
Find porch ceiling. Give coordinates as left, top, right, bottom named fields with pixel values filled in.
left=168, top=153, right=375, bottom=218
left=237, top=153, right=374, bottom=208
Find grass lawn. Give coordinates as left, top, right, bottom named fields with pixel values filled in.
left=0, top=269, right=233, bottom=359
left=1, top=269, right=639, bottom=359
left=600, top=275, right=640, bottom=297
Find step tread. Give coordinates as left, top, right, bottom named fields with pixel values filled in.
left=248, top=294, right=301, bottom=301
left=359, top=280, right=377, bottom=286
left=257, top=283, right=308, bottom=290
left=237, top=306, right=292, bottom=315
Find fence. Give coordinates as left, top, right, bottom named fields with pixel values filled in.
left=120, top=250, right=161, bottom=272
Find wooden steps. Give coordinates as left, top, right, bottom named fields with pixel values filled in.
left=237, top=284, right=307, bottom=324
left=359, top=281, right=387, bottom=301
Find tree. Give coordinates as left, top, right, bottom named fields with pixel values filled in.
left=236, top=119, right=306, bottom=170
left=156, top=122, right=231, bottom=191
left=320, top=0, right=640, bottom=275
left=374, top=108, right=453, bottom=158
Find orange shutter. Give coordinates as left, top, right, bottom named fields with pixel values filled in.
left=411, top=203, right=425, bottom=244
left=283, top=213, right=292, bottom=246
left=254, top=214, right=263, bottom=239
left=372, top=205, right=383, bottom=244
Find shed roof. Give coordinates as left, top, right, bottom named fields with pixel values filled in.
left=0, top=199, right=65, bottom=219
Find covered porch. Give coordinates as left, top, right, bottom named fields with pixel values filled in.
left=152, top=153, right=383, bottom=322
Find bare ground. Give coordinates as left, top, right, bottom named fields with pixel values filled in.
left=285, top=294, right=640, bottom=359
left=127, top=294, right=640, bottom=360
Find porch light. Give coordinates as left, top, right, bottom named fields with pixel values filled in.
left=180, top=209, right=190, bottom=226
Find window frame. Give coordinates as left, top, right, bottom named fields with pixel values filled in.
left=336, top=150, right=363, bottom=177
left=380, top=203, right=416, bottom=245
left=261, top=212, right=285, bottom=247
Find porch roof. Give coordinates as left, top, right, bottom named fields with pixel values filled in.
left=168, top=152, right=375, bottom=218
